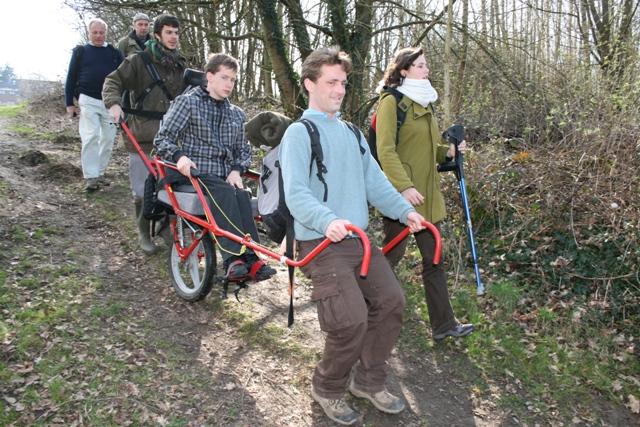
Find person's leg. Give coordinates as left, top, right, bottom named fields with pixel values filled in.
left=418, top=222, right=474, bottom=339
left=352, top=241, right=405, bottom=392
left=297, top=239, right=370, bottom=399
left=414, top=222, right=458, bottom=334
left=97, top=105, right=116, bottom=178
left=78, top=95, right=101, bottom=180
left=385, top=218, right=461, bottom=335
left=382, top=217, right=410, bottom=267
left=231, top=187, right=276, bottom=277
left=235, top=188, right=260, bottom=243
left=130, top=153, right=156, bottom=254
left=167, top=174, right=273, bottom=279
left=129, top=153, right=149, bottom=200
left=198, top=175, right=252, bottom=263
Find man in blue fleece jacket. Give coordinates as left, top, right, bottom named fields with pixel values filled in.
left=279, top=47, right=426, bottom=426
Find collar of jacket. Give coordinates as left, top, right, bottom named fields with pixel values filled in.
left=129, top=29, right=150, bottom=49
left=381, top=91, right=433, bottom=120
left=145, top=39, right=186, bottom=65
left=144, top=39, right=166, bottom=60
left=194, top=86, right=230, bottom=108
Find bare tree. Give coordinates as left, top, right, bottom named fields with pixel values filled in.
left=576, top=0, right=639, bottom=86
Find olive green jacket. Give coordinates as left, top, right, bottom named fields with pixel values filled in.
left=117, top=35, right=143, bottom=58
left=376, top=90, right=450, bottom=223
left=102, top=50, right=188, bottom=154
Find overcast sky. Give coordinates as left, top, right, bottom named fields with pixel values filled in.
left=0, top=1, right=85, bottom=82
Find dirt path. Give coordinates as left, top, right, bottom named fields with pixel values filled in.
left=0, top=111, right=586, bottom=426
left=0, top=112, right=516, bottom=426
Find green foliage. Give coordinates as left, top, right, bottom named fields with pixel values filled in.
left=7, top=125, right=36, bottom=137
left=0, top=104, right=25, bottom=117
left=0, top=63, right=17, bottom=84
left=11, top=226, right=28, bottom=241
left=398, top=262, right=640, bottom=422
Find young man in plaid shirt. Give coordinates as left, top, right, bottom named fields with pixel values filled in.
left=154, top=53, right=276, bottom=280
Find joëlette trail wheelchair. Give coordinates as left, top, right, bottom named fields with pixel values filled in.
left=119, top=82, right=442, bottom=314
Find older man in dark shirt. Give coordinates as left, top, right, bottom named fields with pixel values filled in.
left=65, top=18, right=123, bottom=191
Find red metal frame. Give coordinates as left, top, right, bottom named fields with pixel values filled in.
left=120, top=122, right=440, bottom=280
left=382, top=222, right=442, bottom=265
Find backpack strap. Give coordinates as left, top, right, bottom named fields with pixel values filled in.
left=73, top=45, right=84, bottom=61
left=285, top=212, right=295, bottom=326
left=107, top=44, right=123, bottom=64
left=259, top=164, right=272, bottom=194
left=133, top=51, right=175, bottom=106
left=122, top=51, right=175, bottom=120
left=382, top=85, right=409, bottom=148
left=296, top=118, right=367, bottom=202
left=297, top=119, right=329, bottom=202
left=343, top=121, right=366, bottom=154
left=71, top=46, right=84, bottom=100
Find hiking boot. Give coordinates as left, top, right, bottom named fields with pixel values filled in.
left=97, top=176, right=111, bottom=186
left=244, top=253, right=276, bottom=280
left=85, top=178, right=99, bottom=191
left=223, top=257, right=249, bottom=280
left=311, top=388, right=358, bottom=425
left=349, top=380, right=405, bottom=414
left=433, top=323, right=475, bottom=340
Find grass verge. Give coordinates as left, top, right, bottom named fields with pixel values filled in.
left=397, top=247, right=639, bottom=425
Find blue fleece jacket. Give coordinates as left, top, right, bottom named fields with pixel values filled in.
left=65, top=43, right=123, bottom=106
left=279, top=110, right=415, bottom=241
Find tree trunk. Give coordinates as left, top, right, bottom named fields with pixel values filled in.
left=443, top=0, right=454, bottom=127
left=256, top=0, right=305, bottom=117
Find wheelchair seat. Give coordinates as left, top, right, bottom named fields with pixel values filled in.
left=156, top=185, right=259, bottom=217
left=157, top=187, right=208, bottom=216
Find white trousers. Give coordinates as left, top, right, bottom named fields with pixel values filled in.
left=78, top=94, right=117, bottom=179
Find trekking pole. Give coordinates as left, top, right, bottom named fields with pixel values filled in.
left=437, top=125, right=485, bottom=296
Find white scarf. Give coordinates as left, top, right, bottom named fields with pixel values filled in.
left=382, top=78, right=438, bottom=108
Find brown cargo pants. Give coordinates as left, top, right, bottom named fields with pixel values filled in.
left=298, top=236, right=405, bottom=399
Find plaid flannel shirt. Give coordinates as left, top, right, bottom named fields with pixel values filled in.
left=154, top=86, right=251, bottom=177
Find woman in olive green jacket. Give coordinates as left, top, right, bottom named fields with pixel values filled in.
left=376, top=47, right=474, bottom=340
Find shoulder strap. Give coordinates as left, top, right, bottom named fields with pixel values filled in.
left=71, top=46, right=85, bottom=99
left=297, top=119, right=328, bottom=202
left=124, top=51, right=174, bottom=119
left=133, top=51, right=174, bottom=107
left=73, top=45, right=84, bottom=62
left=107, top=44, right=122, bottom=64
left=343, top=121, right=366, bottom=155
left=382, top=86, right=408, bottom=148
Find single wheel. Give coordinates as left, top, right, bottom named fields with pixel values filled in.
left=168, top=219, right=216, bottom=301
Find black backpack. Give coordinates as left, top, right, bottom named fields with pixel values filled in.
left=367, top=86, right=408, bottom=166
